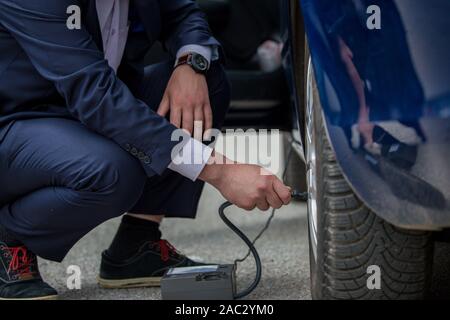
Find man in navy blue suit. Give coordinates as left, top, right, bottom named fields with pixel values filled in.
left=0, top=0, right=291, bottom=299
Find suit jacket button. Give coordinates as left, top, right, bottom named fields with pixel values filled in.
left=131, top=148, right=138, bottom=156
left=143, top=156, right=151, bottom=164
left=125, top=144, right=131, bottom=151
left=138, top=151, right=145, bottom=159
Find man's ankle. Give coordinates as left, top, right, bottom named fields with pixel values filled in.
left=126, top=213, right=164, bottom=224
left=106, top=215, right=163, bottom=261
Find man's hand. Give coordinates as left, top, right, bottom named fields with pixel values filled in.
left=199, top=153, right=292, bottom=211
left=157, top=64, right=212, bottom=138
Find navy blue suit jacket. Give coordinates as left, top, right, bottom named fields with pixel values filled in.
left=0, top=0, right=220, bottom=177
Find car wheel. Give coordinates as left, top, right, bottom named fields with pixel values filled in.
left=305, top=59, right=434, bottom=300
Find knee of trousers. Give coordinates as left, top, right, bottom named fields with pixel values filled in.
left=69, top=147, right=147, bottom=218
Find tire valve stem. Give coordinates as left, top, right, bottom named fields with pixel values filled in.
left=291, top=190, right=308, bottom=201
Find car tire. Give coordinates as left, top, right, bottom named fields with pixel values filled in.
left=305, top=59, right=434, bottom=300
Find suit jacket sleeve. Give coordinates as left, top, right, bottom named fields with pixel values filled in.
left=159, top=0, right=222, bottom=58
left=0, top=0, right=189, bottom=177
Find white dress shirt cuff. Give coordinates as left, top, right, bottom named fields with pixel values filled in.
left=167, top=137, right=213, bottom=181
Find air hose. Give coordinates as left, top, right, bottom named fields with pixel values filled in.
left=218, top=140, right=308, bottom=299
left=218, top=201, right=261, bottom=299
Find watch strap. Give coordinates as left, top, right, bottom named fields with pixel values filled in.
left=174, top=53, right=192, bottom=69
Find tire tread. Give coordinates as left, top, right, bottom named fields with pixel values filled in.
left=315, top=110, right=433, bottom=300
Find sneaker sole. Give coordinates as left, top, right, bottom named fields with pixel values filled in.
left=0, top=294, right=58, bottom=300
left=97, top=276, right=162, bottom=289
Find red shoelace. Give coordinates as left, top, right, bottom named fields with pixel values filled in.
left=3, top=246, right=33, bottom=277
left=157, top=240, right=179, bottom=262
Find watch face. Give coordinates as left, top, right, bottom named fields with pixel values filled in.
left=192, top=54, right=208, bottom=72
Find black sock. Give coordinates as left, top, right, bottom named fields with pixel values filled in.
left=106, top=215, right=162, bottom=261
left=0, top=224, right=22, bottom=246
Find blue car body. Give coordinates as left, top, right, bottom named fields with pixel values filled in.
left=285, top=0, right=450, bottom=230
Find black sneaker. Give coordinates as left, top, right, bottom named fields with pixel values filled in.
left=0, top=242, right=58, bottom=300
left=98, top=239, right=206, bottom=288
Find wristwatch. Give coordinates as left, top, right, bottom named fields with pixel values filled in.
left=175, top=52, right=210, bottom=74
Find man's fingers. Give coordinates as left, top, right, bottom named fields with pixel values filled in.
left=266, top=183, right=283, bottom=209
left=203, top=104, right=213, bottom=140
left=239, top=202, right=256, bottom=211
left=182, top=109, right=194, bottom=135
left=157, top=95, right=170, bottom=117
left=273, top=179, right=292, bottom=205
left=204, top=103, right=213, bottom=131
left=256, top=199, right=270, bottom=212
left=170, top=106, right=182, bottom=129
left=194, top=108, right=204, bottom=141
